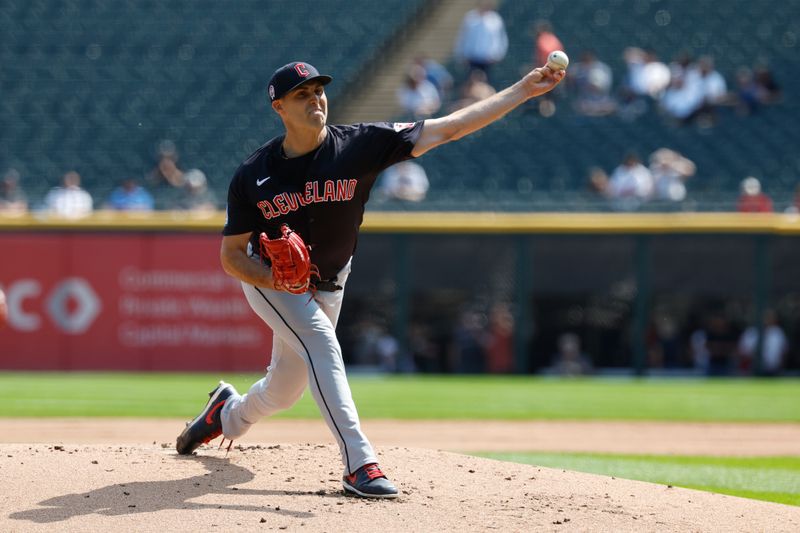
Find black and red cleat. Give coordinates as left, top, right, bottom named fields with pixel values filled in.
left=176, top=381, right=238, bottom=455
left=342, top=463, right=398, bottom=499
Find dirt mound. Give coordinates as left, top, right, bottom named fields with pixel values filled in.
left=2, top=443, right=798, bottom=532
left=6, top=419, right=800, bottom=456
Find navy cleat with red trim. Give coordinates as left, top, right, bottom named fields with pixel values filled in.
left=176, top=381, right=238, bottom=455
left=342, top=463, right=398, bottom=499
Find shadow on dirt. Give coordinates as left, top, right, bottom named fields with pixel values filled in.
left=10, top=455, right=335, bottom=523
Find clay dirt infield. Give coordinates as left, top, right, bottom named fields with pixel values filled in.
left=2, top=419, right=800, bottom=532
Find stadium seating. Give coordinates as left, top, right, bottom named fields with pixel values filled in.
left=406, top=0, right=800, bottom=211
left=0, top=0, right=426, bottom=205
left=2, top=0, right=798, bottom=211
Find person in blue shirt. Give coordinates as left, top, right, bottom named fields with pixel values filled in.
left=105, top=178, right=155, bottom=211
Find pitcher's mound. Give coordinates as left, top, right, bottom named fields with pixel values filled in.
left=2, top=443, right=798, bottom=532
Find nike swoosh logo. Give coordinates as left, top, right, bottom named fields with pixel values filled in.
left=257, top=177, right=271, bottom=186
left=205, top=400, right=226, bottom=424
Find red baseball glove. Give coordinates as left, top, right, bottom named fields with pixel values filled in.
left=259, top=224, right=319, bottom=294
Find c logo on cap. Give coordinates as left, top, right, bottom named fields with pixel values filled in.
left=269, top=85, right=275, bottom=99
left=294, top=63, right=310, bottom=77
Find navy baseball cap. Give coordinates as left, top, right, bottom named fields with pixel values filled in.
left=268, top=62, right=333, bottom=101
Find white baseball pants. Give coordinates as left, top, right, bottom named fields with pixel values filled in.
left=220, top=258, right=377, bottom=475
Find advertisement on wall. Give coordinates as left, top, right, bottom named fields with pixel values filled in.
left=0, top=233, right=271, bottom=371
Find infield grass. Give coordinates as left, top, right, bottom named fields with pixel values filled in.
left=0, top=372, right=798, bottom=421
left=479, top=452, right=800, bottom=507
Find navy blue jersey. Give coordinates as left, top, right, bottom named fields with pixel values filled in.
left=223, top=121, right=424, bottom=280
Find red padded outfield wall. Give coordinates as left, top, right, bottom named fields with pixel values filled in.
left=0, top=233, right=271, bottom=371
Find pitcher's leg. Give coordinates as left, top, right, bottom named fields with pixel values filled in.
left=242, top=283, right=376, bottom=474
left=222, top=336, right=308, bottom=440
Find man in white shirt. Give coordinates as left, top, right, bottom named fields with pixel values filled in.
left=694, top=56, right=727, bottom=105
left=378, top=160, right=430, bottom=202
left=738, top=310, right=788, bottom=376
left=397, top=65, right=441, bottom=119
left=624, top=47, right=671, bottom=98
left=43, top=171, right=93, bottom=219
left=455, top=0, right=508, bottom=79
left=608, top=153, right=654, bottom=201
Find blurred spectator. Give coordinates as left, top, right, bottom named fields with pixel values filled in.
left=408, top=322, right=440, bottom=373
left=0, top=169, right=28, bottom=216
left=668, top=50, right=694, bottom=80
left=374, top=329, right=400, bottom=373
left=569, top=50, right=616, bottom=117
left=606, top=152, right=654, bottom=202
left=649, top=148, right=696, bottom=202
left=348, top=317, right=400, bottom=371
left=736, top=177, right=773, bottom=213
left=522, top=20, right=565, bottom=117
left=752, top=64, right=782, bottom=104
left=454, top=0, right=508, bottom=80
left=660, top=71, right=704, bottom=124
left=647, top=312, right=682, bottom=368
left=450, top=70, right=496, bottom=111
left=377, top=161, right=429, bottom=202
left=397, top=64, right=441, bottom=119
left=619, top=47, right=670, bottom=120
left=532, top=20, right=564, bottom=68
left=694, top=56, right=727, bottom=106
left=550, top=333, right=593, bottom=376
left=737, top=310, right=788, bottom=376
left=105, top=178, right=155, bottom=211
left=733, top=67, right=760, bottom=115
left=590, top=153, right=654, bottom=210
left=623, top=47, right=671, bottom=99
left=689, top=328, right=710, bottom=373
left=485, top=303, right=514, bottom=373
left=662, top=55, right=727, bottom=126
left=175, top=169, right=218, bottom=212
left=43, top=171, right=93, bottom=219
left=691, top=55, right=727, bottom=126
left=733, top=64, right=782, bottom=115
left=450, top=309, right=487, bottom=374
left=703, top=314, right=739, bottom=376
left=523, top=20, right=564, bottom=118
left=412, top=56, right=453, bottom=101
left=147, top=140, right=184, bottom=189
left=350, top=318, right=384, bottom=367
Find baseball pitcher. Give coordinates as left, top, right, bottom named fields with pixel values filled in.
left=176, top=59, right=565, bottom=498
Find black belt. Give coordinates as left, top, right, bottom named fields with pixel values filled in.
left=313, top=279, right=343, bottom=292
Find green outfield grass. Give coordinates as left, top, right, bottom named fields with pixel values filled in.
left=479, top=452, right=800, bottom=507
left=0, top=372, right=798, bottom=420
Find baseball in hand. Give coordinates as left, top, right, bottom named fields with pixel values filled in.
left=546, top=50, right=569, bottom=71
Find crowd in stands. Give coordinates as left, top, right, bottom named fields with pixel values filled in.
left=682, top=309, right=790, bottom=377
left=0, top=4, right=794, bottom=214
left=386, top=5, right=791, bottom=210
left=344, top=298, right=793, bottom=376
left=0, top=169, right=27, bottom=216
left=398, top=6, right=781, bottom=126
left=541, top=306, right=793, bottom=377
left=575, top=46, right=781, bottom=126
left=589, top=148, right=697, bottom=209
left=587, top=152, right=796, bottom=213
left=0, top=140, right=218, bottom=218
left=345, top=302, right=517, bottom=374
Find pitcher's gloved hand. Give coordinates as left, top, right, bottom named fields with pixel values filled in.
left=259, top=224, right=319, bottom=294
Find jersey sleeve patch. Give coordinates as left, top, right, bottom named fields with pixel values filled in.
left=392, top=122, right=415, bottom=132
